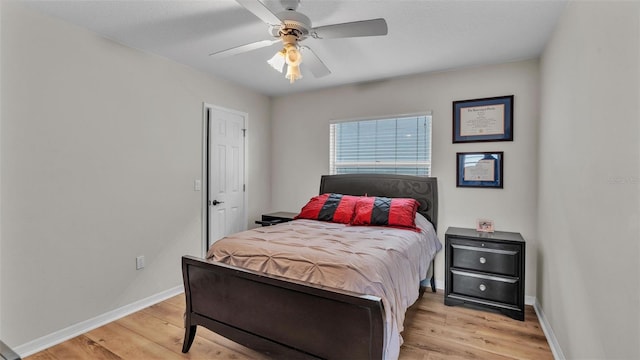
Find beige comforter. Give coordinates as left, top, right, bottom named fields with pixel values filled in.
left=207, top=214, right=441, bottom=359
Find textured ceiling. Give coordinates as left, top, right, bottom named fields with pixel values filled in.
left=23, top=0, right=567, bottom=96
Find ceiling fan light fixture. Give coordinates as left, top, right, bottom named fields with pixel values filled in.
left=267, top=49, right=286, bottom=73
left=285, top=64, right=302, bottom=84
left=285, top=44, right=301, bottom=65
left=284, top=43, right=302, bottom=84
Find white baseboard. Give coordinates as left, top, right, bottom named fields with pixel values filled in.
left=534, top=298, right=566, bottom=360
left=525, top=295, right=535, bottom=305
left=14, top=285, right=184, bottom=358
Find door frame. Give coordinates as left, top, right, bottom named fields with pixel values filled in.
left=200, top=102, right=248, bottom=256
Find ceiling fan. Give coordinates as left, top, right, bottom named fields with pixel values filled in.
left=210, top=0, right=388, bottom=84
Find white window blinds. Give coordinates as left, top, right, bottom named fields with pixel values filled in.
left=330, top=114, right=432, bottom=176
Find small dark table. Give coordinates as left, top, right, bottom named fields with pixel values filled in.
left=444, top=227, right=526, bottom=321
left=255, top=211, right=298, bottom=227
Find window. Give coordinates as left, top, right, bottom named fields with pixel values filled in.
left=330, top=114, right=432, bottom=176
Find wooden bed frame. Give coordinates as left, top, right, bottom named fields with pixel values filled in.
left=182, top=174, right=438, bottom=359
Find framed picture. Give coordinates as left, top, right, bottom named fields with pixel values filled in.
left=476, top=218, right=495, bottom=233
left=456, top=152, right=503, bottom=188
left=453, top=95, right=514, bottom=143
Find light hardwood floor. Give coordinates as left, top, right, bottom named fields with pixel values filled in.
left=26, top=291, right=552, bottom=359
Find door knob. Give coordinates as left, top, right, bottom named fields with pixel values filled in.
left=210, top=200, right=224, bottom=206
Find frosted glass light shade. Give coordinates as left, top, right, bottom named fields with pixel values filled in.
left=285, top=64, right=302, bottom=84
left=267, top=51, right=286, bottom=73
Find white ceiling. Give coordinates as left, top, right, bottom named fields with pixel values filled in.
left=23, top=0, right=567, bottom=97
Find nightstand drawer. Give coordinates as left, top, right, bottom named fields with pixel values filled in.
left=451, top=243, right=519, bottom=276
left=451, top=270, right=519, bottom=305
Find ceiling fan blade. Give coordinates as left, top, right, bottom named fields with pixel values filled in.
left=312, top=18, right=388, bottom=39
left=209, top=39, right=279, bottom=58
left=236, top=0, right=282, bottom=25
left=299, top=46, right=331, bottom=78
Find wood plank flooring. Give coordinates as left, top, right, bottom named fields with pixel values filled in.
left=26, top=291, right=552, bottom=359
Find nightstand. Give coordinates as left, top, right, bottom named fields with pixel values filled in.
left=444, top=227, right=525, bottom=321
left=255, top=211, right=298, bottom=227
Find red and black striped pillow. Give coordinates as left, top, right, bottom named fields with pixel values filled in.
left=351, top=196, right=420, bottom=230
left=295, top=193, right=359, bottom=224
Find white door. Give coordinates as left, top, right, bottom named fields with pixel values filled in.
left=208, top=106, right=246, bottom=247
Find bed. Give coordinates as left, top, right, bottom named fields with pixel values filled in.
left=181, top=174, right=440, bottom=359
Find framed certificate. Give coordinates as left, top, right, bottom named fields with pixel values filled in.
left=453, top=95, right=513, bottom=143
left=456, top=152, right=503, bottom=188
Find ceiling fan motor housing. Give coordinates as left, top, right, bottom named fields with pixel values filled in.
left=270, top=10, right=311, bottom=40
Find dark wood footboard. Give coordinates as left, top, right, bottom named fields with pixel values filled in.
left=182, top=255, right=386, bottom=359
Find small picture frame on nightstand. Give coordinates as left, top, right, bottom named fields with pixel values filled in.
left=476, top=218, right=494, bottom=232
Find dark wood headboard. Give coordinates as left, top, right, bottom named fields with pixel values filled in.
left=319, top=174, right=438, bottom=230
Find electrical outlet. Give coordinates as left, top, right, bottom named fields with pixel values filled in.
left=136, top=255, right=145, bottom=270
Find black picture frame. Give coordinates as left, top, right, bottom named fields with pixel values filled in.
left=453, top=95, right=514, bottom=143
left=456, top=152, right=503, bottom=188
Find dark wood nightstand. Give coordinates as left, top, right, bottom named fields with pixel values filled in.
left=444, top=227, right=525, bottom=321
left=255, top=211, right=298, bottom=227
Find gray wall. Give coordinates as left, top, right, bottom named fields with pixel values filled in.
left=539, top=1, right=640, bottom=358
left=0, top=2, right=271, bottom=347
left=271, top=59, right=540, bottom=298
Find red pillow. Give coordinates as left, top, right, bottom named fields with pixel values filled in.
left=295, top=193, right=359, bottom=224
left=351, top=197, right=420, bottom=230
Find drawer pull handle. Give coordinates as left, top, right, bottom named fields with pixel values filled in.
left=479, top=257, right=487, bottom=264
left=479, top=284, right=487, bottom=292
